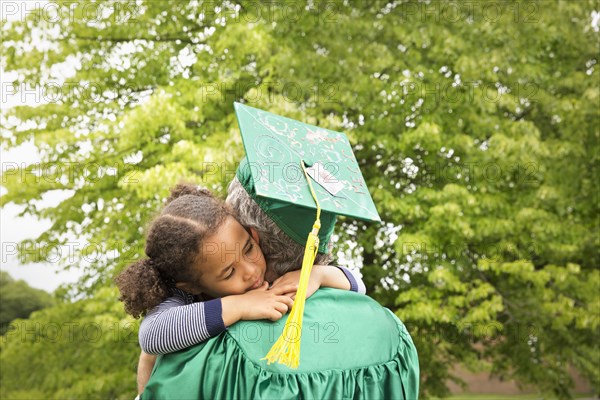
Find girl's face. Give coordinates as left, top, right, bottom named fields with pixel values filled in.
left=180, top=216, right=267, bottom=298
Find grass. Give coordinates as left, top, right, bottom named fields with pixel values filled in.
left=442, top=395, right=597, bottom=400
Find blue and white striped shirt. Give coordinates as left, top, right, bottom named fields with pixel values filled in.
left=139, top=266, right=366, bottom=355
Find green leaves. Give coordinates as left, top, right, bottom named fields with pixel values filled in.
left=0, top=272, right=54, bottom=335
left=0, top=287, right=139, bottom=399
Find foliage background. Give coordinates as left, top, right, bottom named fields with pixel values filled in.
left=1, top=0, right=598, bottom=398
left=0, top=271, right=54, bottom=335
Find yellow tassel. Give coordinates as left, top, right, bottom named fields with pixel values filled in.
left=261, top=161, right=321, bottom=369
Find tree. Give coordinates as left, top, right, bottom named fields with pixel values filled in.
left=0, top=287, right=139, bottom=399
left=0, top=271, right=54, bottom=335
left=1, top=1, right=598, bottom=398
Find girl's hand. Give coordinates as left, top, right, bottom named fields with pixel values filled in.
left=222, top=282, right=296, bottom=325
left=269, top=265, right=325, bottom=300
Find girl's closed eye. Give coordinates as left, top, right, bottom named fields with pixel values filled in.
left=224, top=241, right=254, bottom=280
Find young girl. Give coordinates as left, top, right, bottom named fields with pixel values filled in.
left=116, top=183, right=365, bottom=392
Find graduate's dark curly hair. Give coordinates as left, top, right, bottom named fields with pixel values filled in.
left=114, top=183, right=235, bottom=318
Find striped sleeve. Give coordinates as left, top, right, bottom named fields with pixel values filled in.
left=336, top=265, right=367, bottom=294
left=138, top=289, right=226, bottom=355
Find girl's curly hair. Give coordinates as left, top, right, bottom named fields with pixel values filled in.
left=114, top=183, right=234, bottom=318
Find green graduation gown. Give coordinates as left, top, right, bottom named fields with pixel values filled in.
left=141, top=288, right=419, bottom=399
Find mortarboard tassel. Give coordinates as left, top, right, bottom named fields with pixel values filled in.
left=261, top=160, right=322, bottom=369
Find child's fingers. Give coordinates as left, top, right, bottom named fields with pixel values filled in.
left=279, top=291, right=296, bottom=299
left=277, top=295, right=294, bottom=309
left=274, top=302, right=289, bottom=315
left=269, top=278, right=287, bottom=290
left=269, top=310, right=284, bottom=321
left=269, top=283, right=298, bottom=295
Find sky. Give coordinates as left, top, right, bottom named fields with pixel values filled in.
left=1, top=143, right=83, bottom=292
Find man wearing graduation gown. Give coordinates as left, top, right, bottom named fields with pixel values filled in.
left=140, top=104, right=420, bottom=399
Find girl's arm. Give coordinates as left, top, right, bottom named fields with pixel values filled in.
left=139, top=286, right=295, bottom=355
left=269, top=265, right=367, bottom=299
left=332, top=265, right=367, bottom=294
left=138, top=289, right=226, bottom=355
left=137, top=351, right=157, bottom=395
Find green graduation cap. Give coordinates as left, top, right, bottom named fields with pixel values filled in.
left=234, top=102, right=381, bottom=253
left=234, top=102, right=381, bottom=369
